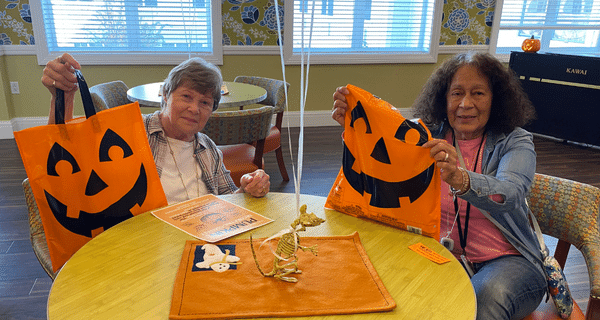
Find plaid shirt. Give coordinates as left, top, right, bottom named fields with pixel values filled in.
left=143, top=111, right=238, bottom=195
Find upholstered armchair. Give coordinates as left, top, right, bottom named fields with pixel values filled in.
left=89, top=80, right=130, bottom=112
left=234, top=76, right=290, bottom=181
left=202, top=106, right=274, bottom=187
left=523, top=173, right=600, bottom=320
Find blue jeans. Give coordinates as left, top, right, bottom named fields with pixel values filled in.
left=471, top=255, right=546, bottom=320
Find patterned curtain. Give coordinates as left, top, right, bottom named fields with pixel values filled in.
left=1, top=0, right=495, bottom=48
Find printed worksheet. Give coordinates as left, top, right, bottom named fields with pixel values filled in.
left=151, top=194, right=272, bottom=242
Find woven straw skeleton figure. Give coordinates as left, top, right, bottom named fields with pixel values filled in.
left=250, top=204, right=325, bottom=282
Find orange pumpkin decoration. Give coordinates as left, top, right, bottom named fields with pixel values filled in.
left=522, top=35, right=541, bottom=53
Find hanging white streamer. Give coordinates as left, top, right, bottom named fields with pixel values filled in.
left=274, top=0, right=315, bottom=215
left=272, top=0, right=293, bottom=208
left=180, top=0, right=192, bottom=59
left=256, top=0, right=315, bottom=270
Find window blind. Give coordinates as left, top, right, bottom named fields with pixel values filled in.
left=493, top=0, right=600, bottom=56
left=31, top=0, right=222, bottom=65
left=285, top=0, right=442, bottom=64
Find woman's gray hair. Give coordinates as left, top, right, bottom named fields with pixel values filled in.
left=161, top=57, right=223, bottom=111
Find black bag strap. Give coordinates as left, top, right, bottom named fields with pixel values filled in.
left=54, top=69, right=97, bottom=124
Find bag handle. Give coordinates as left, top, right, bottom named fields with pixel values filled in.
left=526, top=199, right=550, bottom=256
left=478, top=205, right=547, bottom=262
left=54, top=69, right=97, bottom=124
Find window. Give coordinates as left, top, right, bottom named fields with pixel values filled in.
left=30, top=0, right=222, bottom=65
left=491, top=0, right=600, bottom=58
left=283, top=0, right=443, bottom=64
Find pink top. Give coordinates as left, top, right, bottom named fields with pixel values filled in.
left=440, top=132, right=520, bottom=263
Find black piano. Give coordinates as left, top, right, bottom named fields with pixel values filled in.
left=509, top=52, right=600, bottom=146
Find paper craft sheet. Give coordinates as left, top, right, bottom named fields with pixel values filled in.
left=151, top=194, right=272, bottom=242
left=169, top=232, right=396, bottom=319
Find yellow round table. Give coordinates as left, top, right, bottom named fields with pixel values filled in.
left=47, top=192, right=476, bottom=320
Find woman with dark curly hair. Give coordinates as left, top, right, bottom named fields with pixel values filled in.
left=412, top=51, right=536, bottom=135
left=332, top=51, right=546, bottom=320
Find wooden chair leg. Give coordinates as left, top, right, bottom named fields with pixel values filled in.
left=586, top=296, right=600, bottom=320
left=554, top=240, right=571, bottom=268
left=254, top=139, right=266, bottom=169
left=275, top=146, right=289, bottom=181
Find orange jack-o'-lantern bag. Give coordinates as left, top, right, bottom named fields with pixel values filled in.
left=15, top=70, right=167, bottom=272
left=326, top=85, right=441, bottom=239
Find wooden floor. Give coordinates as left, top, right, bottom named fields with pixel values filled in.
left=1, top=126, right=599, bottom=319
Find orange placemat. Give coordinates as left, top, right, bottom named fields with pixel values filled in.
left=170, top=232, right=396, bottom=319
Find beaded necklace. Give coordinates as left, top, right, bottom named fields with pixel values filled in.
left=166, top=136, right=200, bottom=200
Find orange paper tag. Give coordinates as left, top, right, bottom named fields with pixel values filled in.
left=408, top=243, right=450, bottom=265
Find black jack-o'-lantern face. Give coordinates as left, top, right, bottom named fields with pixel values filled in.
left=343, top=101, right=435, bottom=208
left=43, top=128, right=148, bottom=237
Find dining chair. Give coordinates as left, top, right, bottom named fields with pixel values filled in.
left=234, top=76, right=290, bottom=182
left=202, top=106, right=274, bottom=187
left=522, top=173, right=600, bottom=320
left=89, top=80, right=130, bottom=112
left=22, top=178, right=56, bottom=280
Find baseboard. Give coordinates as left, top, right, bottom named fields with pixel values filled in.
left=282, top=110, right=339, bottom=127
left=1, top=117, right=48, bottom=139
left=281, top=108, right=415, bottom=127
left=1, top=108, right=416, bottom=139
left=0, top=121, right=15, bottom=139
left=1, top=118, right=48, bottom=139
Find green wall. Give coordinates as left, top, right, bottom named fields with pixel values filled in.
left=0, top=56, right=11, bottom=120
left=0, top=54, right=449, bottom=121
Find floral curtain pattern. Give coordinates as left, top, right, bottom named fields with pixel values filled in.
left=1, top=0, right=494, bottom=48
left=222, top=0, right=284, bottom=46
left=0, top=0, right=34, bottom=45
left=440, top=0, right=495, bottom=45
